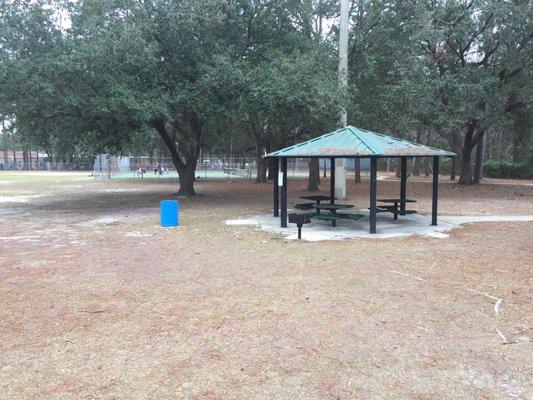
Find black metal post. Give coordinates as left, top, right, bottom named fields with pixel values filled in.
left=432, top=156, right=439, bottom=226
left=400, top=157, right=407, bottom=212
left=330, top=157, right=335, bottom=204
left=370, top=157, right=377, bottom=234
left=273, top=158, right=279, bottom=217
left=280, top=158, right=288, bottom=228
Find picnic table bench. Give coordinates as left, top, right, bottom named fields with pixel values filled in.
left=294, top=203, right=315, bottom=210
left=376, top=198, right=417, bottom=220
left=313, top=203, right=354, bottom=227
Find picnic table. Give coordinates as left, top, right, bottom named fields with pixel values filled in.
left=296, top=195, right=337, bottom=213
left=300, top=195, right=335, bottom=203
left=377, top=198, right=417, bottom=220
left=313, top=203, right=354, bottom=227
left=295, top=194, right=337, bottom=214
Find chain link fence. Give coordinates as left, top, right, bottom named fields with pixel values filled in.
left=1, top=153, right=374, bottom=179
left=92, top=155, right=329, bottom=180
left=1, top=160, right=93, bottom=171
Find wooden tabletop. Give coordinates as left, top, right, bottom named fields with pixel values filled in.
left=378, top=198, right=417, bottom=203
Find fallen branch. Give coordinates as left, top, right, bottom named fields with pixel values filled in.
left=494, top=298, right=502, bottom=316
left=496, top=329, right=507, bottom=344
left=495, top=329, right=517, bottom=345
left=468, top=289, right=503, bottom=316
left=390, top=270, right=427, bottom=282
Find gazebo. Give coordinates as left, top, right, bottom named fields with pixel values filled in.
left=264, top=125, right=455, bottom=234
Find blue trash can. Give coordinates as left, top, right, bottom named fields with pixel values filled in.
left=160, top=200, right=179, bottom=227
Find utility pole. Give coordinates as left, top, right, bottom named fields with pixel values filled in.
left=335, top=0, right=350, bottom=199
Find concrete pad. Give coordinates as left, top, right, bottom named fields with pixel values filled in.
left=440, top=215, right=533, bottom=224
left=225, top=211, right=533, bottom=241
left=225, top=218, right=259, bottom=226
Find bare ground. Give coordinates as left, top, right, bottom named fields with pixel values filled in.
left=0, top=172, right=532, bottom=399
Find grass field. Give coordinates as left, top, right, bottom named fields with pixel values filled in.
left=0, top=171, right=532, bottom=399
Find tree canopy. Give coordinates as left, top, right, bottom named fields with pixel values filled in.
left=1, top=0, right=531, bottom=192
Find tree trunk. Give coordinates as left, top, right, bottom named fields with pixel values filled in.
left=152, top=119, right=198, bottom=196
left=323, top=159, right=327, bottom=178
left=177, top=163, right=196, bottom=196
left=412, top=131, right=423, bottom=175
left=354, top=158, right=361, bottom=183
left=395, top=159, right=401, bottom=178
left=307, top=158, right=320, bottom=191
left=413, top=157, right=421, bottom=176
left=458, top=147, right=473, bottom=184
left=459, top=123, right=474, bottom=185
left=511, top=106, right=531, bottom=163
left=458, top=123, right=476, bottom=185
left=2, top=120, right=7, bottom=167
left=255, top=155, right=268, bottom=183
left=450, top=157, right=456, bottom=180
left=473, top=131, right=485, bottom=184
left=424, top=128, right=434, bottom=177
left=267, top=158, right=277, bottom=180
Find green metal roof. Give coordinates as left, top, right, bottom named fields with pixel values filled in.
left=264, top=125, right=456, bottom=158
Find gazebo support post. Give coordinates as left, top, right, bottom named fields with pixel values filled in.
left=431, top=156, right=439, bottom=226
left=369, top=157, right=377, bottom=234
left=273, top=158, right=279, bottom=217
left=400, top=157, right=407, bottom=212
left=280, top=158, right=287, bottom=227
left=330, top=157, right=335, bottom=204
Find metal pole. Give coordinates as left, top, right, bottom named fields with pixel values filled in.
left=273, top=158, right=279, bottom=217
left=432, top=156, right=439, bottom=226
left=280, top=158, right=288, bottom=228
left=400, top=157, right=407, bottom=211
left=369, top=157, right=377, bottom=234
left=330, top=157, right=335, bottom=204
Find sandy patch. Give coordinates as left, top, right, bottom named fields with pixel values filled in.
left=102, top=188, right=142, bottom=193
left=85, top=216, right=121, bottom=225
left=0, top=194, right=43, bottom=203
left=0, top=235, right=41, bottom=243
left=126, top=231, right=152, bottom=237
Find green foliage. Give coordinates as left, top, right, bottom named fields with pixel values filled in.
left=484, top=160, right=532, bottom=179
left=0, top=0, right=531, bottom=188
left=344, top=0, right=532, bottom=183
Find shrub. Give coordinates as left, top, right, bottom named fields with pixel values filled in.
left=483, top=160, right=533, bottom=179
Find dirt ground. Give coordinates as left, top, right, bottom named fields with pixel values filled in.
left=0, top=171, right=532, bottom=399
